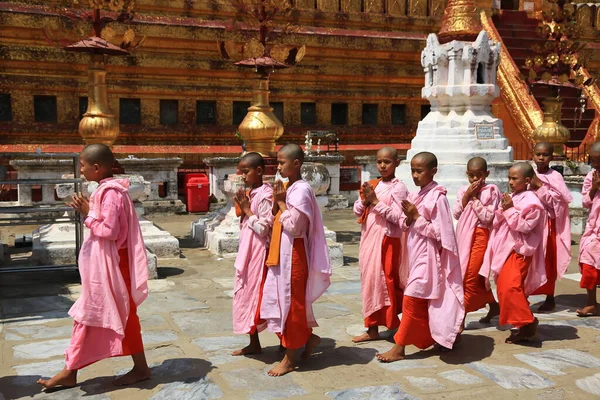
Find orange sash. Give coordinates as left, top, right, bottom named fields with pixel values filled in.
left=357, top=178, right=381, bottom=224
left=265, top=182, right=288, bottom=267
left=234, top=189, right=252, bottom=220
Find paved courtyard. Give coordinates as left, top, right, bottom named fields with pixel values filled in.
left=1, top=210, right=600, bottom=399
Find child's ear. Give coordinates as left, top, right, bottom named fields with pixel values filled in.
left=432, top=167, right=438, bottom=176
left=485, top=170, right=490, bottom=178
left=394, top=158, right=401, bottom=167
left=293, top=159, right=300, bottom=168
left=257, top=166, right=263, bottom=175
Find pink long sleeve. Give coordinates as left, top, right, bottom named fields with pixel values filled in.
left=503, top=206, right=544, bottom=234
left=353, top=198, right=365, bottom=217
left=409, top=197, right=443, bottom=241
left=247, top=196, right=274, bottom=237
left=371, top=183, right=407, bottom=225
left=582, top=171, right=594, bottom=209
left=452, top=187, right=467, bottom=220
left=84, top=189, right=127, bottom=242
left=471, top=197, right=497, bottom=226
left=280, top=206, right=309, bottom=238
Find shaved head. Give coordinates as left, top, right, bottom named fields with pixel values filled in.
left=240, top=152, right=265, bottom=169
left=377, top=146, right=399, bottom=160
left=81, top=143, right=115, bottom=168
left=510, top=162, right=535, bottom=179
left=412, top=152, right=437, bottom=169
left=278, top=143, right=304, bottom=164
left=534, top=142, right=554, bottom=154
left=590, top=142, right=600, bottom=155
left=467, top=156, right=487, bottom=171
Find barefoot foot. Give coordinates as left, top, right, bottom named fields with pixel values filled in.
left=268, top=357, right=295, bottom=377
left=375, top=345, right=405, bottom=363
left=352, top=331, right=382, bottom=343
left=301, top=334, right=322, bottom=359
left=577, top=304, right=600, bottom=317
left=537, top=297, right=556, bottom=312
left=505, top=318, right=538, bottom=344
left=231, top=343, right=262, bottom=356
left=37, top=368, right=77, bottom=390
left=479, top=303, right=500, bottom=323
left=113, top=367, right=151, bottom=386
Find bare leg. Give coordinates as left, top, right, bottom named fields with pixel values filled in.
left=375, top=344, right=406, bottom=363
left=537, top=295, right=556, bottom=312
left=232, top=332, right=262, bottom=356
left=577, top=288, right=600, bottom=316
left=113, top=351, right=151, bottom=386
left=352, top=326, right=381, bottom=343
left=479, top=301, right=500, bottom=323
left=301, top=334, right=321, bottom=359
left=268, top=348, right=297, bottom=377
left=37, top=367, right=77, bottom=389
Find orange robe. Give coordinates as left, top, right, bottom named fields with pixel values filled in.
left=364, top=236, right=403, bottom=329
left=580, top=263, right=600, bottom=290
left=463, top=227, right=495, bottom=313
left=496, top=252, right=535, bottom=328
left=531, top=219, right=557, bottom=296
left=393, top=296, right=435, bottom=349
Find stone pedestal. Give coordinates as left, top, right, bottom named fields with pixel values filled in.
left=9, top=159, right=73, bottom=205
left=565, top=174, right=587, bottom=235
left=204, top=157, right=241, bottom=202
left=117, top=157, right=186, bottom=214
left=396, top=31, right=513, bottom=202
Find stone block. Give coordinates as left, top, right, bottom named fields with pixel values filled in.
left=326, top=194, right=349, bottom=210
left=328, top=239, right=344, bottom=268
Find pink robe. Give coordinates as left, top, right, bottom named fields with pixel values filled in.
left=453, top=183, right=501, bottom=278
left=580, top=170, right=600, bottom=270
left=233, top=184, right=274, bottom=334
left=400, top=182, right=464, bottom=349
left=66, top=178, right=148, bottom=369
left=535, top=169, right=572, bottom=279
left=261, top=180, right=332, bottom=333
left=480, top=190, right=547, bottom=294
left=353, top=179, right=408, bottom=318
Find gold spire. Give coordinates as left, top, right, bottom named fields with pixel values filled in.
left=437, top=0, right=482, bottom=44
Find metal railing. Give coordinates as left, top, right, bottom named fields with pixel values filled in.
left=0, top=152, right=83, bottom=273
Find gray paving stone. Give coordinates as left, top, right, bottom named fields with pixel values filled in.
left=138, top=292, right=209, bottom=316
left=12, top=338, right=70, bottom=360
left=172, top=311, right=232, bottom=335
left=5, top=325, right=72, bottom=341
left=142, top=330, right=178, bottom=345
left=575, top=373, right=600, bottom=396
left=326, top=384, right=418, bottom=399
left=191, top=336, right=248, bottom=352
left=404, top=376, right=445, bottom=392
left=221, top=368, right=307, bottom=399
left=145, top=344, right=185, bottom=361
left=150, top=378, right=224, bottom=400
left=1, top=296, right=73, bottom=317
left=515, top=349, right=600, bottom=376
left=438, top=369, right=483, bottom=385
left=12, top=359, right=65, bottom=386
left=2, top=310, right=69, bottom=327
left=140, top=314, right=168, bottom=327
left=549, top=318, right=600, bottom=331
left=325, top=280, right=361, bottom=295
left=17, top=386, right=109, bottom=400
left=467, top=362, right=554, bottom=389
left=313, top=302, right=352, bottom=319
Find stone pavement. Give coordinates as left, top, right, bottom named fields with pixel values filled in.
left=1, top=210, right=600, bottom=399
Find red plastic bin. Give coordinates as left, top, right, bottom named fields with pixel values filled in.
left=186, top=174, right=210, bottom=212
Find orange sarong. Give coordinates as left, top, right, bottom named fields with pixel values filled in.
left=532, top=219, right=557, bottom=296
left=463, top=227, right=496, bottom=313
left=393, top=295, right=434, bottom=349
left=278, top=238, right=312, bottom=350
left=364, top=236, right=403, bottom=329
left=580, top=263, right=600, bottom=290
left=66, top=248, right=143, bottom=370
left=497, top=251, right=535, bottom=328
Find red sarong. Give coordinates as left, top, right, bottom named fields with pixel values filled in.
left=66, top=248, right=144, bottom=370
left=393, top=296, right=434, bottom=349
left=532, top=219, right=557, bottom=296
left=364, top=236, right=403, bottom=329
left=463, top=227, right=496, bottom=313
left=278, top=238, right=312, bottom=350
left=580, top=263, right=600, bottom=290
left=497, top=251, right=535, bottom=328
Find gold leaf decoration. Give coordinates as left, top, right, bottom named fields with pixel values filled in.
left=295, top=45, right=306, bottom=64
left=558, top=74, right=569, bottom=83
left=547, top=53, right=559, bottom=65
left=575, top=75, right=585, bottom=86
left=89, top=0, right=104, bottom=8
left=108, top=0, right=124, bottom=11
left=525, top=58, right=533, bottom=68
left=542, top=72, right=552, bottom=81
left=534, top=56, right=544, bottom=66
left=100, top=26, right=116, bottom=41
left=270, top=45, right=289, bottom=63
left=244, top=38, right=265, bottom=59
left=529, top=69, right=537, bottom=79
left=123, top=28, right=135, bottom=45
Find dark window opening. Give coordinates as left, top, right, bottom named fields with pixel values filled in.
left=421, top=104, right=431, bottom=120
left=160, top=99, right=178, bottom=126
left=391, top=104, right=406, bottom=125
left=233, top=101, right=251, bottom=125
left=272, top=102, right=284, bottom=124
left=79, top=97, right=88, bottom=120
left=34, top=95, right=57, bottom=123
left=0, top=94, right=12, bottom=122
left=362, top=103, right=378, bottom=125
left=301, top=102, right=317, bottom=125
left=331, top=103, right=348, bottom=126
left=476, top=62, right=485, bottom=84
left=119, top=98, right=141, bottom=124
left=196, top=101, right=217, bottom=125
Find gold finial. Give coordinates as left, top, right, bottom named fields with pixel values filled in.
left=438, top=0, right=482, bottom=44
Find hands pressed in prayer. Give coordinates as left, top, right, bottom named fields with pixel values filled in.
left=529, top=175, right=543, bottom=191
left=69, top=193, right=90, bottom=217
left=234, top=188, right=252, bottom=217
left=501, top=193, right=514, bottom=211
left=362, top=182, right=379, bottom=206
left=401, top=199, right=419, bottom=226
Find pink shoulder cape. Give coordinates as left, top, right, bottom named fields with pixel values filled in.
left=68, top=178, right=148, bottom=337
left=580, top=170, right=600, bottom=269
left=535, top=169, right=572, bottom=279
left=480, top=190, right=547, bottom=295
left=233, top=183, right=273, bottom=334
left=404, top=183, right=464, bottom=349
left=261, top=180, right=332, bottom=333
left=453, top=183, right=501, bottom=278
